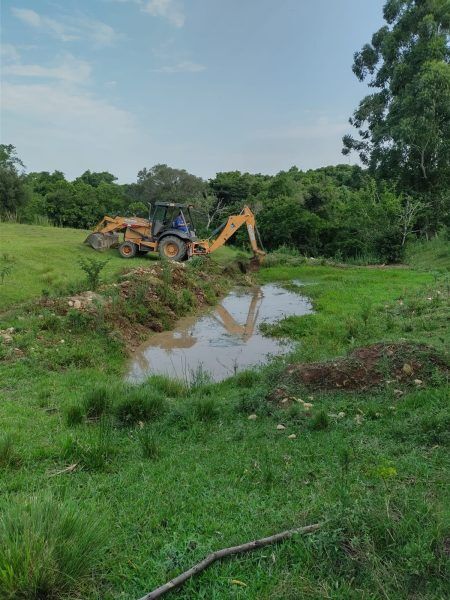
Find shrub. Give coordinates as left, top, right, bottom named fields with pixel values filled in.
left=78, top=257, right=109, bottom=290
left=0, top=495, right=105, bottom=599
left=83, top=386, right=113, bottom=419
left=65, top=404, right=84, bottom=426
left=114, top=388, right=166, bottom=425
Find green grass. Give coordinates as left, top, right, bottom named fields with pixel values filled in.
left=0, top=223, right=242, bottom=308
left=0, top=229, right=449, bottom=599
left=405, top=230, right=450, bottom=273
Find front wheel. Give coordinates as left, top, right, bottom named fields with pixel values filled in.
left=158, top=236, right=187, bottom=262
left=119, top=241, right=137, bottom=258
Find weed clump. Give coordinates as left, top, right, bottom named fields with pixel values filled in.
left=234, top=369, right=261, bottom=388
left=191, top=396, right=218, bottom=422
left=65, top=404, right=84, bottom=426
left=83, top=386, right=114, bottom=419
left=63, top=418, right=115, bottom=470
left=114, top=388, right=166, bottom=425
left=310, top=410, right=329, bottom=431
left=0, top=495, right=105, bottom=599
left=0, top=434, right=20, bottom=468
left=138, top=428, right=160, bottom=459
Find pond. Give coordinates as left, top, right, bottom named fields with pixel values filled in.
left=125, top=282, right=312, bottom=384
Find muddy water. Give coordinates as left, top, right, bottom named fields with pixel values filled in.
left=126, top=283, right=312, bottom=383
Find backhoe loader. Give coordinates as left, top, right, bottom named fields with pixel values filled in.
left=85, top=203, right=265, bottom=264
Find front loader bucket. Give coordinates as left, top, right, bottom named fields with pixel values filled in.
left=249, top=252, right=265, bottom=271
left=84, top=232, right=119, bottom=251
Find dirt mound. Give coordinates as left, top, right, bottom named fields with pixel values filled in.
left=284, top=343, right=448, bottom=391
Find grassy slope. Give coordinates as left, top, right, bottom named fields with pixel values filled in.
left=0, top=228, right=449, bottom=599
left=405, top=232, right=450, bottom=272
left=0, top=223, right=237, bottom=308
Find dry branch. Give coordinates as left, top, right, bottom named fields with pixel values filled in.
left=138, top=522, right=321, bottom=600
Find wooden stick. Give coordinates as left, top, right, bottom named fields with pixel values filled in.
left=138, top=523, right=321, bottom=600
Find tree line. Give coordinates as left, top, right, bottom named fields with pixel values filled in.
left=1, top=0, right=448, bottom=262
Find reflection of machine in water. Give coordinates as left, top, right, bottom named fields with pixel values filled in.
left=213, top=287, right=263, bottom=342
left=132, top=286, right=264, bottom=375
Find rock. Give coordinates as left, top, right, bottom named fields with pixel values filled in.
left=402, top=363, right=413, bottom=375
left=68, top=300, right=74, bottom=307
left=394, top=389, right=404, bottom=396
left=303, top=402, right=313, bottom=409
left=6, top=327, right=15, bottom=334
left=276, top=424, right=286, bottom=430
left=73, top=299, right=82, bottom=309
left=414, top=379, right=423, bottom=385
left=248, top=414, right=257, bottom=420
left=1, top=333, right=13, bottom=344
left=337, top=411, right=346, bottom=419
left=287, top=434, right=296, bottom=439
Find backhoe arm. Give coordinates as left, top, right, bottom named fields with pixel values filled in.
left=207, top=206, right=265, bottom=258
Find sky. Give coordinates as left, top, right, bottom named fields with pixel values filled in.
left=1, top=0, right=385, bottom=182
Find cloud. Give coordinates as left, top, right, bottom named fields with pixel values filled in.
left=153, top=60, right=205, bottom=73
left=142, top=0, right=185, bottom=27
left=1, top=43, right=21, bottom=63
left=11, top=7, right=118, bottom=45
left=3, top=55, right=92, bottom=84
left=2, top=78, right=153, bottom=180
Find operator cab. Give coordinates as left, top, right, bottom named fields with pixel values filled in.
left=149, top=202, right=196, bottom=241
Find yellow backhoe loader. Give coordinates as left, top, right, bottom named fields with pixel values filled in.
left=85, top=203, right=265, bottom=264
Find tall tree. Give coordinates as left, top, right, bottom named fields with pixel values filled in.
left=0, top=145, right=29, bottom=217
left=136, top=164, right=207, bottom=205
left=342, top=0, right=450, bottom=229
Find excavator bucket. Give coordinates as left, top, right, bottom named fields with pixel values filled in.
left=84, top=232, right=119, bottom=251
left=249, top=253, right=265, bottom=271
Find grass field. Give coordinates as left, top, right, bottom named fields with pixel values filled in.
left=0, top=224, right=449, bottom=600
left=0, top=223, right=238, bottom=308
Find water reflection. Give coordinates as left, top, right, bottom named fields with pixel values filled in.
left=126, top=283, right=312, bottom=383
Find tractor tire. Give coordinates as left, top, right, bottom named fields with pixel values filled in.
left=158, top=236, right=187, bottom=262
left=119, top=241, right=138, bottom=258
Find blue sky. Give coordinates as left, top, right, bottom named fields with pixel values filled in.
left=1, top=0, right=384, bottom=182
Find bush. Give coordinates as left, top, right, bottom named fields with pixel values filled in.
left=0, top=495, right=105, bottom=599
left=114, top=388, right=166, bottom=425
left=83, top=386, right=114, bottom=419
left=78, top=257, right=109, bottom=290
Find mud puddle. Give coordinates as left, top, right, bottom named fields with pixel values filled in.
left=126, top=283, right=312, bottom=383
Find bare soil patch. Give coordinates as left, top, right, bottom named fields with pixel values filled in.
left=282, top=342, right=448, bottom=392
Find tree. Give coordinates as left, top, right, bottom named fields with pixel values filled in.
left=76, top=170, right=117, bottom=187
left=343, top=0, right=450, bottom=230
left=136, top=164, right=207, bottom=205
left=0, top=145, right=28, bottom=217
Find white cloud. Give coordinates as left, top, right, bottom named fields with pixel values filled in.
left=11, top=7, right=118, bottom=45
left=153, top=60, right=205, bottom=73
left=1, top=43, right=21, bottom=63
left=142, top=0, right=185, bottom=28
left=3, top=55, right=92, bottom=84
left=2, top=78, right=155, bottom=180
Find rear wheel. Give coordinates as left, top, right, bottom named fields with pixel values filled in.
left=119, top=241, right=137, bottom=258
left=158, top=236, right=187, bottom=262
